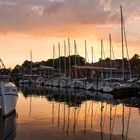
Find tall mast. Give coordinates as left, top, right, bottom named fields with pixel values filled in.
left=101, top=39, right=103, bottom=67
left=123, top=18, right=132, bottom=79
left=85, top=40, right=88, bottom=78
left=68, top=38, right=71, bottom=78
left=101, top=39, right=103, bottom=80
left=109, top=34, right=112, bottom=79
left=53, top=45, right=55, bottom=66
left=120, top=5, right=125, bottom=81
left=30, top=49, right=32, bottom=80
left=64, top=40, right=67, bottom=76
left=74, top=40, right=77, bottom=78
left=91, top=46, right=93, bottom=64
left=85, top=40, right=87, bottom=64
left=53, top=45, right=55, bottom=77
left=58, top=43, right=61, bottom=76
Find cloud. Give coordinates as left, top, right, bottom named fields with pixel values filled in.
left=0, top=0, right=139, bottom=37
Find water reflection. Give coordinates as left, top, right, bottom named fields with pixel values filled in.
left=0, top=111, right=17, bottom=140
left=19, top=85, right=140, bottom=140
left=21, top=85, right=119, bottom=107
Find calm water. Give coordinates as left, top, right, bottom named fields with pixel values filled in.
left=1, top=85, right=140, bottom=140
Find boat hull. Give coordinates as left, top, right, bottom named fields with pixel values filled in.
left=102, top=86, right=113, bottom=93
left=3, top=94, right=18, bottom=117
left=1, top=82, right=18, bottom=117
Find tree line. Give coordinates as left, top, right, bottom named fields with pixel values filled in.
left=11, top=54, right=140, bottom=77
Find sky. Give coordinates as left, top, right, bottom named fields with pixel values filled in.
left=0, top=0, right=140, bottom=68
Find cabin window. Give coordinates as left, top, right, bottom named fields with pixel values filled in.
left=5, top=87, right=10, bottom=92
left=12, top=88, right=17, bottom=92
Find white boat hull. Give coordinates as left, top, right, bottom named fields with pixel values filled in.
left=85, top=82, right=93, bottom=90
left=3, top=94, right=18, bottom=116
left=59, top=80, right=66, bottom=88
left=102, top=86, right=113, bottom=93
left=1, top=82, right=18, bottom=116
left=93, top=82, right=103, bottom=91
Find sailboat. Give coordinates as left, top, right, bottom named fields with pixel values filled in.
left=112, top=6, right=137, bottom=97
left=19, top=50, right=35, bottom=85
left=102, top=34, right=114, bottom=93
left=93, top=40, right=104, bottom=91
left=0, top=59, right=18, bottom=117
left=103, top=6, right=137, bottom=95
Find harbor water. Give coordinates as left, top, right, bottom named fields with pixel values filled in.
left=1, top=85, right=140, bottom=140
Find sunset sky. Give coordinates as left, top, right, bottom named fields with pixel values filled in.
left=0, top=0, right=140, bottom=68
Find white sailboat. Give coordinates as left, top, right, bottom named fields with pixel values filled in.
left=0, top=59, right=18, bottom=117
left=93, top=40, right=104, bottom=91
left=114, top=6, right=134, bottom=91
left=102, top=34, right=114, bottom=93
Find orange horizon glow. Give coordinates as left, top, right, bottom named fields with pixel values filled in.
left=0, top=0, right=139, bottom=68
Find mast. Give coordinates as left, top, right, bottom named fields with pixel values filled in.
left=85, top=40, right=87, bottom=64
left=58, top=43, right=61, bottom=76
left=120, top=5, right=125, bottom=81
left=101, top=40, right=103, bottom=66
left=64, top=40, right=67, bottom=76
left=30, top=49, right=33, bottom=81
left=91, top=46, right=93, bottom=64
left=85, top=40, right=88, bottom=78
left=101, top=39, right=103, bottom=79
left=123, top=19, right=132, bottom=79
left=109, top=34, right=112, bottom=79
left=68, top=38, right=71, bottom=78
left=53, top=45, right=55, bottom=77
left=74, top=40, right=77, bottom=78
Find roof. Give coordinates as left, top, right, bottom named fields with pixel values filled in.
left=72, top=65, right=117, bottom=70
left=39, top=65, right=54, bottom=69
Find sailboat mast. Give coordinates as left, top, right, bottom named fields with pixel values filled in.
left=85, top=40, right=87, bottom=64
left=53, top=45, right=55, bottom=77
left=101, top=39, right=103, bottom=66
left=74, top=40, right=77, bottom=78
left=120, top=5, right=125, bottom=81
left=53, top=45, right=55, bottom=66
left=91, top=46, right=93, bottom=64
left=123, top=20, right=132, bottom=79
left=109, top=34, right=112, bottom=79
left=68, top=38, right=71, bottom=78
left=100, top=39, right=103, bottom=80
left=58, top=43, right=61, bottom=76
left=64, top=41, right=67, bottom=76
left=30, top=49, right=33, bottom=81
